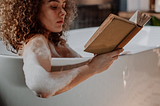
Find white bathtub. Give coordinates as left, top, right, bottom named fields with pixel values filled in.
left=0, top=26, right=160, bottom=106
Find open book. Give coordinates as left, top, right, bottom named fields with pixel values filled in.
left=84, top=10, right=151, bottom=54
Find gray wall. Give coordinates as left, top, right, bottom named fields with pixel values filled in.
left=120, top=0, right=127, bottom=11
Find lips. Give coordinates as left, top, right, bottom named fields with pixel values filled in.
left=57, top=21, right=63, bottom=24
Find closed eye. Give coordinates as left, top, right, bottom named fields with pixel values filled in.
left=51, top=6, right=58, bottom=10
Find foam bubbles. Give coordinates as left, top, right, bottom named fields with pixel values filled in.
left=23, top=61, right=81, bottom=98
left=23, top=35, right=81, bottom=98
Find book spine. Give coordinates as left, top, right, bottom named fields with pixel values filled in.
left=114, top=25, right=142, bottom=50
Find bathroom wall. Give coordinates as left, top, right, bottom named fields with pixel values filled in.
left=120, top=0, right=127, bottom=11
left=155, top=0, right=160, bottom=12
left=127, top=0, right=150, bottom=11
left=71, top=0, right=119, bottom=29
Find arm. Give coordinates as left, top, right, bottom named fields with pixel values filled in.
left=54, top=49, right=123, bottom=95
left=23, top=34, right=123, bottom=98
left=22, top=35, right=90, bottom=98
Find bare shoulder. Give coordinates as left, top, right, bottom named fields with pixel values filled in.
left=23, top=34, right=50, bottom=56
left=25, top=34, right=48, bottom=48
left=28, top=34, right=48, bottom=44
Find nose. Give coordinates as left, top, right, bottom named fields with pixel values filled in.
left=59, top=8, right=66, bottom=17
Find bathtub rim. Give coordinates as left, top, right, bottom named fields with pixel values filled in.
left=0, top=46, right=160, bottom=59
left=1, top=45, right=160, bottom=57
left=0, top=54, right=92, bottom=66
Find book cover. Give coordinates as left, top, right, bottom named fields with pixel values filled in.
left=84, top=11, right=150, bottom=54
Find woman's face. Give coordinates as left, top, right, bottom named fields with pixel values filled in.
left=38, top=0, right=67, bottom=33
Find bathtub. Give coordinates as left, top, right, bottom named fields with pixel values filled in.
left=0, top=26, right=160, bottom=106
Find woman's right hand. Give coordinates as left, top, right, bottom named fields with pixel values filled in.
left=88, top=49, right=123, bottom=74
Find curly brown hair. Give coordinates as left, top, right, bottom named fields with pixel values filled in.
left=0, top=0, right=77, bottom=54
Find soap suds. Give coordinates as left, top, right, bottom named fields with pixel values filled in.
left=23, top=35, right=81, bottom=98
left=48, top=42, right=61, bottom=57
left=29, top=36, right=51, bottom=60
left=23, top=35, right=51, bottom=72
left=23, top=62, right=81, bottom=98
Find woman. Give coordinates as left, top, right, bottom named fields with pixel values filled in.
left=0, top=0, right=123, bottom=98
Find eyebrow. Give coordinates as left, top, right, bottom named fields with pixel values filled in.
left=48, top=0, right=59, bottom=2
left=48, top=0, right=66, bottom=3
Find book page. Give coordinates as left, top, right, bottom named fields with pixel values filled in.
left=129, top=10, right=151, bottom=27
left=137, top=13, right=151, bottom=26
left=129, top=10, right=139, bottom=23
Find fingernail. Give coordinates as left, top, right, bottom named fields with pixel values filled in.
left=119, top=49, right=123, bottom=52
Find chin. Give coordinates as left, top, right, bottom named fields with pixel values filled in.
left=52, top=28, right=63, bottom=33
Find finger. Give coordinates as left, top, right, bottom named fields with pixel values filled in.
left=94, top=54, right=97, bottom=56
left=112, top=55, right=119, bottom=60
left=109, top=49, right=124, bottom=57
left=120, top=51, right=131, bottom=55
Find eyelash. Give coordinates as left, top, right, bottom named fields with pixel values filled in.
left=51, top=6, right=58, bottom=10
left=50, top=4, right=66, bottom=10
